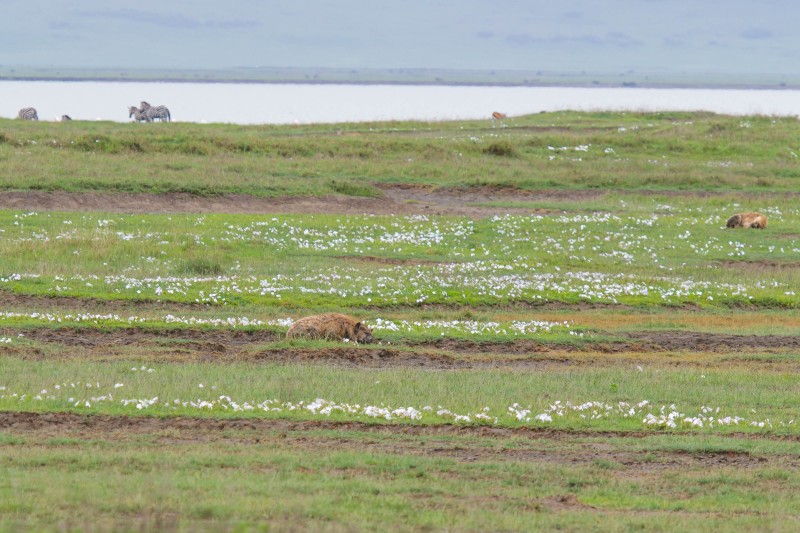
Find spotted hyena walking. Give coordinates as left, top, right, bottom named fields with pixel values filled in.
left=286, top=313, right=375, bottom=343
left=726, top=212, right=767, bottom=229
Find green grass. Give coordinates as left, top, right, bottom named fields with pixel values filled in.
left=0, top=204, right=797, bottom=311
left=3, top=111, right=800, bottom=195
left=2, top=358, right=799, bottom=432
left=3, top=421, right=800, bottom=532
left=2, top=111, right=800, bottom=531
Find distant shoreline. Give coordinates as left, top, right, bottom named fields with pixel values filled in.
left=0, top=67, right=797, bottom=91
left=1, top=77, right=797, bottom=92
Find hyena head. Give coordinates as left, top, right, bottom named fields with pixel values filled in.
left=726, top=214, right=742, bottom=228
left=354, top=321, right=374, bottom=344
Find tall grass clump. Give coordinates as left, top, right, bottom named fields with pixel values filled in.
left=328, top=179, right=380, bottom=197
left=181, top=257, right=225, bottom=276
left=483, top=140, right=518, bottom=157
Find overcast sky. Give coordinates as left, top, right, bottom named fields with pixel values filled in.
left=1, top=1, right=797, bottom=78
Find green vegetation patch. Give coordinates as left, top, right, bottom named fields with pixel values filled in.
left=0, top=203, right=796, bottom=311
left=3, top=111, right=800, bottom=195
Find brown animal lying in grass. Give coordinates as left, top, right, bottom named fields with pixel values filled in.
left=726, top=212, right=768, bottom=229
left=286, top=313, right=375, bottom=343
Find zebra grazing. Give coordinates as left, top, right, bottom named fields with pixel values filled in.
left=140, top=101, right=171, bottom=122
left=128, top=106, right=151, bottom=123
left=17, top=107, right=39, bottom=120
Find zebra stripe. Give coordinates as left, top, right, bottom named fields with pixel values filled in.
left=144, top=106, right=171, bottom=122
left=140, top=101, right=171, bottom=122
left=17, top=107, right=38, bottom=120
left=128, top=106, right=151, bottom=123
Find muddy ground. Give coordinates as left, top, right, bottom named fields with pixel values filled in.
left=4, top=410, right=788, bottom=519
left=1, top=411, right=793, bottom=469
left=2, top=288, right=800, bottom=369
left=4, top=325, right=800, bottom=370
left=3, top=185, right=781, bottom=218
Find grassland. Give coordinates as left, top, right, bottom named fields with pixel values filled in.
left=2, top=111, right=800, bottom=195
left=1, top=112, right=800, bottom=531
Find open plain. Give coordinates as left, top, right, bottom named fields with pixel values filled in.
left=1, top=111, right=800, bottom=531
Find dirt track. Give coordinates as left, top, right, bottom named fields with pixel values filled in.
left=5, top=326, right=800, bottom=369
left=2, top=186, right=769, bottom=218
left=1, top=411, right=793, bottom=468
left=0, top=186, right=599, bottom=218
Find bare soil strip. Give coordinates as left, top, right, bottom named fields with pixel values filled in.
left=717, top=259, right=800, bottom=271
left=418, top=333, right=800, bottom=353
left=1, top=411, right=796, bottom=468
left=7, top=326, right=278, bottom=351
left=2, top=187, right=789, bottom=218
left=4, top=327, right=800, bottom=369
left=0, top=290, right=206, bottom=314
left=0, top=187, right=599, bottom=217
left=0, top=289, right=646, bottom=314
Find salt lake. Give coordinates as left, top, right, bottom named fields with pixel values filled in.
left=1, top=80, right=799, bottom=125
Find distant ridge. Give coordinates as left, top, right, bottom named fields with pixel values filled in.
left=1, top=66, right=798, bottom=90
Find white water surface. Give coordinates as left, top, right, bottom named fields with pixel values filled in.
left=2, top=81, right=799, bottom=124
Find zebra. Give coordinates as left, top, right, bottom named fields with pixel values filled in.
left=145, top=105, right=171, bottom=122
left=17, top=107, right=38, bottom=120
left=140, top=101, right=171, bottom=122
left=129, top=106, right=152, bottom=123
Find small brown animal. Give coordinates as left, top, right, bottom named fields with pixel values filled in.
left=491, top=111, right=507, bottom=127
left=286, top=313, right=374, bottom=343
left=726, top=212, right=768, bottom=229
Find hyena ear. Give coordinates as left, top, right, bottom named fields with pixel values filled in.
left=354, top=322, right=363, bottom=332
